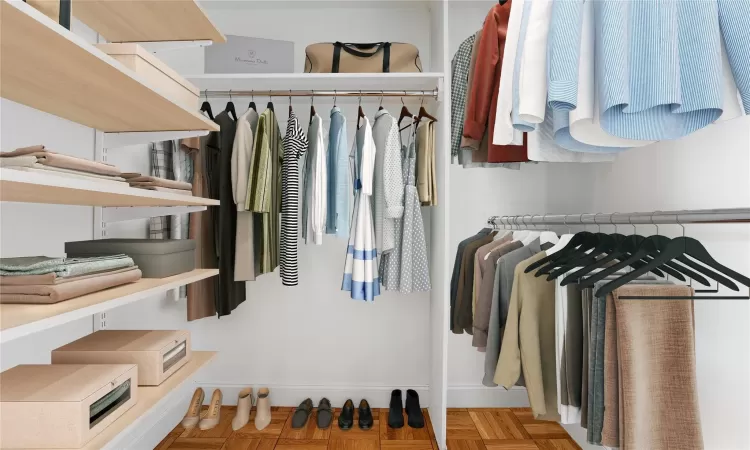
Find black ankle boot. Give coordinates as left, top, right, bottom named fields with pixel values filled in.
left=388, top=389, right=404, bottom=428
left=405, top=389, right=424, bottom=428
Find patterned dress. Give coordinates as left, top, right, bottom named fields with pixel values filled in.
left=342, top=117, right=380, bottom=301
left=398, top=137, right=431, bottom=293
left=280, top=111, right=308, bottom=286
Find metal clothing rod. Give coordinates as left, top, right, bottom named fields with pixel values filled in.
left=487, top=208, right=750, bottom=226
left=200, top=89, right=439, bottom=99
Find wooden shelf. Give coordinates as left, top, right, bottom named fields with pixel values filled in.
left=0, top=269, right=219, bottom=344
left=188, top=72, right=444, bottom=92
left=0, top=0, right=219, bottom=133
left=71, top=0, right=225, bottom=44
left=0, top=167, right=219, bottom=207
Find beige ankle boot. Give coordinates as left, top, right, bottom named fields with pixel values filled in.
left=232, top=387, right=253, bottom=430
left=199, top=389, right=223, bottom=430
left=254, top=388, right=271, bottom=431
left=181, top=388, right=204, bottom=428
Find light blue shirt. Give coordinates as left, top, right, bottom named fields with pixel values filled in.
left=326, top=107, right=350, bottom=238
left=547, top=0, right=736, bottom=141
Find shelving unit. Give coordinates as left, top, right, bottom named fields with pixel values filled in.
left=71, top=0, right=226, bottom=44
left=0, top=269, right=219, bottom=344
left=0, top=168, right=218, bottom=207
left=0, top=0, right=219, bottom=133
left=188, top=72, right=445, bottom=94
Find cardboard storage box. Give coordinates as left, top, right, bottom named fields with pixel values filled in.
left=65, top=239, right=196, bottom=278
left=0, top=364, right=138, bottom=449
left=52, top=330, right=191, bottom=386
left=96, top=43, right=200, bottom=110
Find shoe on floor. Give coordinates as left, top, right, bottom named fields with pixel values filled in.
left=338, top=399, right=354, bottom=430
left=232, top=387, right=253, bottom=431
left=292, top=398, right=313, bottom=429
left=255, top=388, right=272, bottom=431
left=181, top=387, right=205, bottom=428
left=405, top=389, right=424, bottom=428
left=317, top=398, right=333, bottom=429
left=199, top=389, right=223, bottom=430
left=388, top=389, right=404, bottom=429
left=358, top=399, right=374, bottom=430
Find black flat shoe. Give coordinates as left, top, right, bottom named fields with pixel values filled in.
left=292, top=398, right=313, bottom=428
left=358, top=399, right=374, bottom=430
left=317, top=398, right=333, bottom=429
left=388, top=389, right=404, bottom=429
left=338, top=399, right=354, bottom=430
left=405, top=389, right=424, bottom=428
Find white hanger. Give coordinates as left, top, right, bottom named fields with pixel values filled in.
left=537, top=214, right=560, bottom=245
left=521, top=215, right=541, bottom=246
left=512, top=216, right=530, bottom=242
left=546, top=214, right=574, bottom=256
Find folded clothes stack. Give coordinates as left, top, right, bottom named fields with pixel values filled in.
left=0, top=255, right=142, bottom=304
left=121, top=173, right=193, bottom=196
left=0, top=145, right=126, bottom=185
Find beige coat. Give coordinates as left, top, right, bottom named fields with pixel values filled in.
left=231, top=108, right=259, bottom=281
left=495, top=251, right=560, bottom=421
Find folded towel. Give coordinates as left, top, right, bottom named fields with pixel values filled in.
left=1, top=145, right=121, bottom=176
left=123, top=175, right=192, bottom=191
left=0, top=160, right=127, bottom=185
left=0, top=254, right=134, bottom=277
left=612, top=285, right=703, bottom=450
left=0, top=267, right=142, bottom=304
left=0, top=266, right=137, bottom=285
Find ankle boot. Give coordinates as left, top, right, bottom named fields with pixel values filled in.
left=199, top=389, right=223, bottom=430
left=232, top=387, right=253, bottom=430
left=388, top=389, right=404, bottom=428
left=254, top=388, right=272, bottom=431
left=181, top=388, right=205, bottom=428
left=405, top=389, right=424, bottom=428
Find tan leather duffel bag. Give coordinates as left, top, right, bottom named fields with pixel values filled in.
left=304, top=42, right=422, bottom=73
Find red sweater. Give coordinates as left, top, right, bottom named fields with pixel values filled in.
left=462, top=1, right=528, bottom=163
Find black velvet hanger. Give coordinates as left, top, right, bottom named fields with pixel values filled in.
left=309, top=94, right=316, bottom=125
left=225, top=91, right=238, bottom=121
left=249, top=91, right=257, bottom=112
left=200, top=97, right=214, bottom=121
left=357, top=91, right=365, bottom=128
left=378, top=91, right=385, bottom=111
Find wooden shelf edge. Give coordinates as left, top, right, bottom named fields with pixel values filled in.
left=0, top=168, right=219, bottom=207
left=0, top=269, right=220, bottom=343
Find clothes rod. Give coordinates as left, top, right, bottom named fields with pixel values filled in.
left=488, top=208, right=750, bottom=226
left=200, top=89, right=439, bottom=99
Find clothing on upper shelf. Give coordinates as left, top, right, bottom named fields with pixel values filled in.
left=326, top=106, right=349, bottom=238
left=0, top=254, right=134, bottom=277
left=372, top=109, right=405, bottom=256
left=462, top=1, right=528, bottom=163
left=280, top=111, right=308, bottom=287
left=215, top=111, right=247, bottom=317
left=185, top=135, right=217, bottom=322
left=301, top=113, right=327, bottom=245
left=231, top=107, right=260, bottom=281
left=342, top=117, right=380, bottom=301
left=0, top=145, right=122, bottom=177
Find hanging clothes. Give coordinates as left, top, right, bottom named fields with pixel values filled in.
left=395, top=137, right=430, bottom=294
left=342, top=117, right=380, bottom=302
left=415, top=121, right=437, bottom=206
left=301, top=113, right=326, bottom=245
left=381, top=142, right=408, bottom=291
left=185, top=136, right=216, bottom=322
left=463, top=1, right=528, bottom=163
left=492, top=0, right=527, bottom=146
left=451, top=33, right=477, bottom=160
left=213, top=111, right=247, bottom=316
left=372, top=108, right=404, bottom=256
left=280, top=111, right=308, bottom=287
left=231, top=108, right=259, bottom=281
left=246, top=108, right=283, bottom=274
left=326, top=106, right=349, bottom=238
left=719, top=0, right=750, bottom=115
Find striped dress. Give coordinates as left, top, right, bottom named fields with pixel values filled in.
left=342, top=117, right=380, bottom=301
left=280, top=112, right=308, bottom=286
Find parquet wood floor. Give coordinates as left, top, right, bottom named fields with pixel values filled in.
left=157, top=407, right=576, bottom=450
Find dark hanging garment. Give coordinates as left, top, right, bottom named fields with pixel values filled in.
left=214, top=111, right=247, bottom=316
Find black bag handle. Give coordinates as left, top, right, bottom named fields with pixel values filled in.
left=332, top=42, right=391, bottom=73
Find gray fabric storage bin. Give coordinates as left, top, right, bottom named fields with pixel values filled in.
left=65, top=239, right=195, bottom=278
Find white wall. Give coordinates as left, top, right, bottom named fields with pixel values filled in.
left=104, top=1, right=440, bottom=409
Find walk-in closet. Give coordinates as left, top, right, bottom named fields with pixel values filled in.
left=0, top=0, right=748, bottom=449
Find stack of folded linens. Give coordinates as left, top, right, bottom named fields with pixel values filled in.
left=121, top=173, right=193, bottom=196
left=0, top=255, right=141, bottom=304
left=0, top=145, right=126, bottom=185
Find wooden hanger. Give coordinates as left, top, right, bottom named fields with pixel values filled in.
left=378, top=90, right=385, bottom=111
left=288, top=91, right=293, bottom=115
left=397, top=92, right=413, bottom=128
left=415, top=91, right=438, bottom=124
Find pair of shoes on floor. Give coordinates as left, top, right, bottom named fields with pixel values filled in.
left=389, top=389, right=424, bottom=429
left=232, top=387, right=272, bottom=431
left=180, top=387, right=271, bottom=431
left=292, top=398, right=334, bottom=429
left=181, top=388, right=223, bottom=430
left=338, top=399, right=374, bottom=430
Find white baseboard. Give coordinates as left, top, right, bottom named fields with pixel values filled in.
left=447, top=385, right=530, bottom=408
left=197, top=384, right=431, bottom=409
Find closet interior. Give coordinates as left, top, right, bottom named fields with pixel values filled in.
left=0, top=0, right=748, bottom=449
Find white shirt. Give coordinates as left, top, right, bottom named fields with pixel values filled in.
left=308, top=114, right=327, bottom=245
left=492, top=0, right=525, bottom=146
left=518, top=0, right=553, bottom=124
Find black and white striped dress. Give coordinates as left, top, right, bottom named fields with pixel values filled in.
left=280, top=111, right=308, bottom=286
